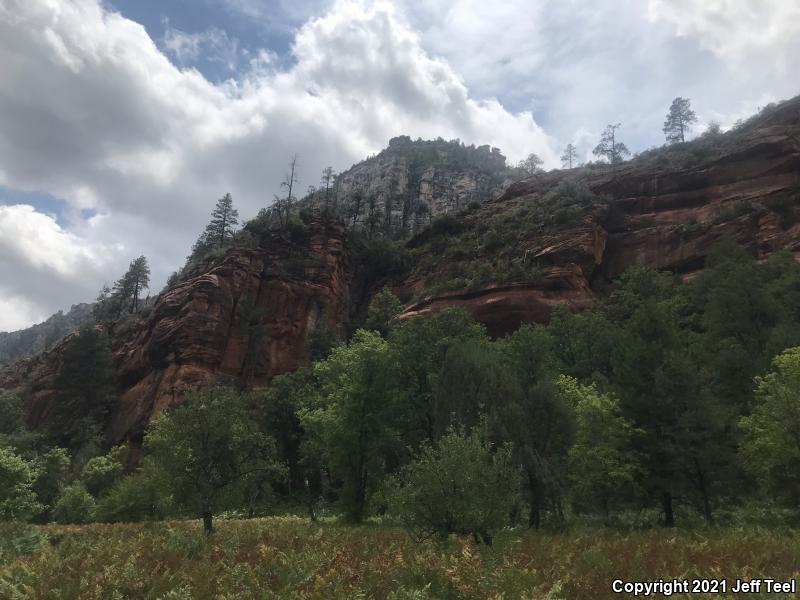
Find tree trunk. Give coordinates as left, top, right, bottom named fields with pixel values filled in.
left=661, top=491, right=675, bottom=527
left=527, top=470, right=541, bottom=529
left=697, top=468, right=714, bottom=524
left=202, top=511, right=214, bottom=535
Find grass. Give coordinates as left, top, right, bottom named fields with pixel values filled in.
left=2, top=518, right=800, bottom=599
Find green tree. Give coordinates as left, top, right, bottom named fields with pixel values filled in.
left=663, top=97, right=698, bottom=144
left=605, top=268, right=728, bottom=525
left=307, top=324, right=340, bottom=362
left=434, top=338, right=515, bottom=437
left=364, top=288, right=404, bottom=338
left=81, top=446, right=125, bottom=497
left=50, top=326, right=118, bottom=448
left=561, top=376, right=641, bottom=520
left=144, top=386, right=281, bottom=534
left=300, top=330, right=397, bottom=522
left=560, top=143, right=578, bottom=169
left=108, top=256, right=150, bottom=315
left=496, top=325, right=573, bottom=528
left=389, top=309, right=488, bottom=448
left=517, top=153, right=544, bottom=176
left=388, top=425, right=520, bottom=544
left=52, top=484, right=95, bottom=524
left=126, top=255, right=151, bottom=313
left=593, top=123, right=630, bottom=165
left=320, top=166, right=336, bottom=210
left=740, top=347, right=800, bottom=505
left=31, top=448, right=70, bottom=522
left=204, top=193, right=240, bottom=248
left=0, top=447, right=41, bottom=521
left=95, top=457, right=174, bottom=523
left=0, top=391, right=25, bottom=441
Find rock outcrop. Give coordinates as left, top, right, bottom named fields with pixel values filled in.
left=106, top=221, right=352, bottom=444
left=334, top=136, right=509, bottom=234
left=399, top=98, right=800, bottom=335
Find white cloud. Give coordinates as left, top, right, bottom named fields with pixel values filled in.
left=0, top=296, right=49, bottom=333
left=163, top=21, right=242, bottom=72
left=396, top=0, right=800, bottom=156
left=0, top=0, right=556, bottom=330
left=0, top=205, right=120, bottom=332
left=648, top=0, right=800, bottom=65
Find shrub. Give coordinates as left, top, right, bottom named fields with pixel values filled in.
left=287, top=220, right=310, bottom=245
left=0, top=522, right=46, bottom=566
left=430, top=214, right=465, bottom=236
left=352, top=235, right=412, bottom=279
left=81, top=447, right=125, bottom=497
left=307, top=324, right=341, bottom=362
left=0, top=447, right=41, bottom=521
left=96, top=460, right=174, bottom=523
left=387, top=426, right=521, bottom=544
left=53, top=484, right=96, bottom=524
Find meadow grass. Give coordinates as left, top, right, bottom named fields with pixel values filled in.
left=1, top=518, right=799, bottom=599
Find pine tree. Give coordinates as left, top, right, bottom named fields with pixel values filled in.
left=50, top=326, right=118, bottom=448
left=127, top=256, right=150, bottom=313
left=663, top=97, right=697, bottom=144
left=593, top=124, right=630, bottom=165
left=108, top=256, right=150, bottom=316
left=560, top=143, right=578, bottom=169
left=205, top=193, right=239, bottom=248
left=320, top=167, right=335, bottom=210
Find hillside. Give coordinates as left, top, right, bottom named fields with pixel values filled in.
left=1, top=96, right=799, bottom=445
left=0, top=303, right=93, bottom=366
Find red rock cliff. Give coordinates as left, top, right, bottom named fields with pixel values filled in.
left=399, top=99, right=800, bottom=336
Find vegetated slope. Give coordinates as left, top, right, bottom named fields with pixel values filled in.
left=0, top=303, right=93, bottom=366
left=2, top=96, right=799, bottom=445
left=398, top=96, right=800, bottom=335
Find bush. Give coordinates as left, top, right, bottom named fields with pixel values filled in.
left=53, top=484, right=96, bottom=524
left=307, top=324, right=341, bottom=362
left=96, top=461, right=174, bottom=523
left=0, top=522, right=46, bottom=566
left=287, top=220, right=310, bottom=245
left=352, top=234, right=412, bottom=279
left=0, top=447, right=41, bottom=521
left=387, top=426, right=521, bottom=544
left=81, top=447, right=125, bottom=497
left=430, top=214, right=465, bottom=236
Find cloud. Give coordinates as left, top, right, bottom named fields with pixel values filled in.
left=0, top=205, right=120, bottom=332
left=162, top=22, right=241, bottom=72
left=0, top=0, right=555, bottom=330
left=396, top=0, right=800, bottom=158
left=648, top=0, right=800, bottom=65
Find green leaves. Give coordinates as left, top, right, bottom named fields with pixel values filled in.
left=740, top=347, right=800, bottom=502
left=144, top=386, right=283, bottom=532
left=0, top=447, right=41, bottom=521
left=387, top=424, right=521, bottom=542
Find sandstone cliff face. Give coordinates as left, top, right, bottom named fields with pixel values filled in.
left=106, top=221, right=352, bottom=444
left=335, top=137, right=507, bottom=234
left=399, top=99, right=800, bottom=335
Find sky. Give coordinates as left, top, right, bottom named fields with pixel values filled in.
left=0, top=0, right=799, bottom=332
